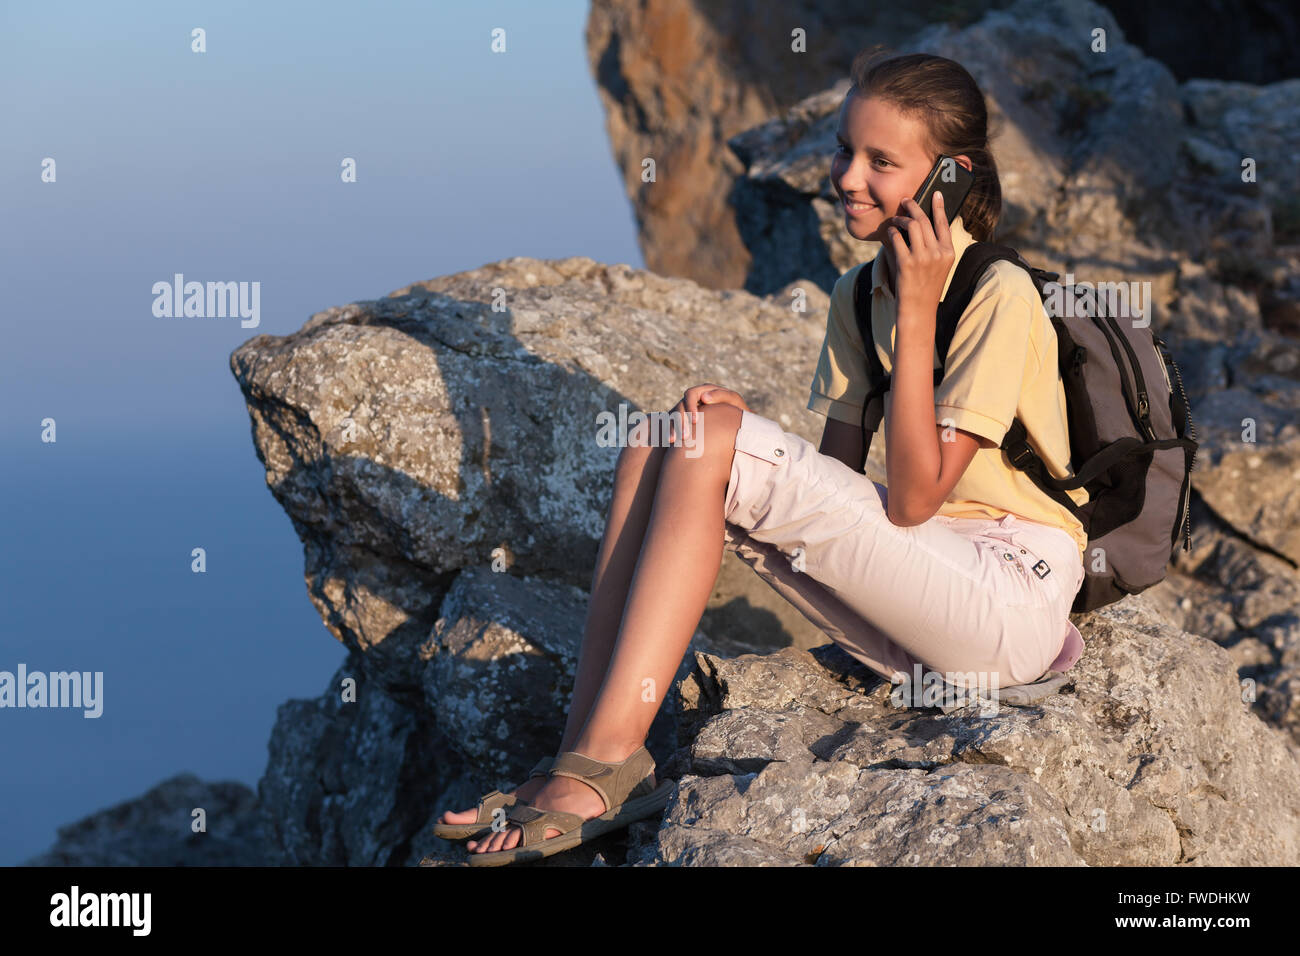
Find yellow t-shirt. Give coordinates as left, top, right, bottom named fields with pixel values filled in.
left=806, top=215, right=1089, bottom=560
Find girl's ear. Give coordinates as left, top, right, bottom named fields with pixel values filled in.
left=953, top=154, right=973, bottom=173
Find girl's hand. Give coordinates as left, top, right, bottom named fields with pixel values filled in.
left=883, top=193, right=955, bottom=327
left=671, top=383, right=750, bottom=417
left=668, top=384, right=750, bottom=441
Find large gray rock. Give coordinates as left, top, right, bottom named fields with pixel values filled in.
left=1181, top=77, right=1300, bottom=214
left=638, top=597, right=1300, bottom=866
left=285, top=578, right=1300, bottom=867
left=1184, top=380, right=1300, bottom=565
left=29, top=577, right=1300, bottom=866
left=22, top=773, right=269, bottom=866
left=229, top=255, right=837, bottom=690
left=256, top=661, right=445, bottom=866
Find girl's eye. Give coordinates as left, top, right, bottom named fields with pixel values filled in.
left=834, top=146, right=890, bottom=168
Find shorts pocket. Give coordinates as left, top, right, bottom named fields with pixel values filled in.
left=725, top=412, right=794, bottom=526
left=732, top=414, right=790, bottom=466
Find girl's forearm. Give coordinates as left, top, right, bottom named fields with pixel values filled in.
left=884, top=309, right=941, bottom=524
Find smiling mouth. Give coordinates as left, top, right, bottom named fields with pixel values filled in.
left=843, top=196, right=877, bottom=215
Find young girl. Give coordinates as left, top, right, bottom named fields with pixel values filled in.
left=437, top=50, right=1088, bottom=865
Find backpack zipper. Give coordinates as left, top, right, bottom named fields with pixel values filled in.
left=1090, top=314, right=1154, bottom=442
left=1154, top=334, right=1197, bottom=552
left=1103, top=312, right=1157, bottom=441
left=1169, top=347, right=1196, bottom=554
left=1154, top=337, right=1174, bottom=396
left=1180, top=474, right=1192, bottom=552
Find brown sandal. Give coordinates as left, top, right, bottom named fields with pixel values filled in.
left=466, top=745, right=674, bottom=867
left=430, top=755, right=555, bottom=840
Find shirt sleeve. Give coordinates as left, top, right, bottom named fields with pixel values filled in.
left=807, top=264, right=874, bottom=426
left=933, top=265, right=1039, bottom=446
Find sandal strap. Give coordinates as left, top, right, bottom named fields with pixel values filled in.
left=467, top=757, right=555, bottom=826
left=547, top=745, right=656, bottom=814
left=504, top=802, right=587, bottom=846
left=473, top=789, right=514, bottom=825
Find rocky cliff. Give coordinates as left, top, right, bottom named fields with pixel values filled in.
left=28, top=248, right=1300, bottom=866
left=25, top=0, right=1300, bottom=866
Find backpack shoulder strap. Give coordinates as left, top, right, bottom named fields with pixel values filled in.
left=848, top=243, right=1049, bottom=475
left=850, top=260, right=888, bottom=473
left=849, top=244, right=1086, bottom=517
left=852, top=244, right=1022, bottom=425
left=932, top=243, right=1083, bottom=513
left=934, top=242, right=1035, bottom=365
left=851, top=259, right=885, bottom=400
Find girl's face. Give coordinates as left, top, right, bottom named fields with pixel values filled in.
left=830, top=92, right=970, bottom=244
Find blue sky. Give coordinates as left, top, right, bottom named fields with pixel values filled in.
left=0, top=0, right=641, bottom=865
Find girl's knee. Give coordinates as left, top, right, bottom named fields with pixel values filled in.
left=692, top=402, right=744, bottom=457
left=651, top=402, right=742, bottom=472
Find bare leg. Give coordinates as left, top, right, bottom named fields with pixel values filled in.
left=473, top=402, right=743, bottom=852
left=444, top=422, right=670, bottom=831
left=559, top=440, right=673, bottom=755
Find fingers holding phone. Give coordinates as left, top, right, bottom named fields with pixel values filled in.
left=881, top=153, right=973, bottom=294
left=912, top=154, right=974, bottom=229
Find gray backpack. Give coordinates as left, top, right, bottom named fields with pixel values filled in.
left=852, top=243, right=1199, bottom=613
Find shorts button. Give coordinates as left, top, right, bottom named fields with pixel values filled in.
left=774, top=448, right=784, bottom=457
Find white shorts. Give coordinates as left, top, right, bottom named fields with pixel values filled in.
left=723, top=409, right=1086, bottom=689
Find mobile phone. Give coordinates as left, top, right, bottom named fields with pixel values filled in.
left=900, top=155, right=975, bottom=244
